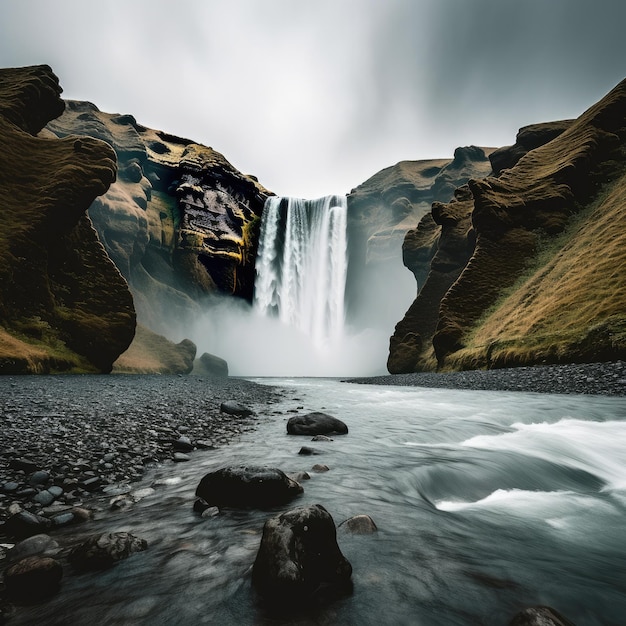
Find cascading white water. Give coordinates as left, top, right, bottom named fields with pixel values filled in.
left=253, top=195, right=348, bottom=349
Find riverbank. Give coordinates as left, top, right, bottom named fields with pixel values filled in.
left=347, top=360, right=626, bottom=396
left=0, top=375, right=287, bottom=532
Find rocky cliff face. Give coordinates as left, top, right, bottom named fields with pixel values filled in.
left=346, top=146, right=494, bottom=328
left=0, top=66, right=136, bottom=373
left=389, top=78, right=626, bottom=373
left=46, top=102, right=271, bottom=335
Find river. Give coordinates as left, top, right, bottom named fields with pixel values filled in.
left=7, top=377, right=626, bottom=625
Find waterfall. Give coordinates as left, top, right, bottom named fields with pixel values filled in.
left=253, top=195, right=348, bottom=349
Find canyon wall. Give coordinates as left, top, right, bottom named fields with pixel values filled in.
left=0, top=66, right=136, bottom=373
left=388, top=79, right=626, bottom=372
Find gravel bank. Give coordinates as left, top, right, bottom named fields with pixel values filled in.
left=347, top=361, right=626, bottom=396
left=0, top=375, right=286, bottom=533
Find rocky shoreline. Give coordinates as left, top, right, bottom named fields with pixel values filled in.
left=0, top=375, right=285, bottom=537
left=347, top=360, right=626, bottom=396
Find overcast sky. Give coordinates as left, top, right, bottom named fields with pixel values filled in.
left=1, top=0, right=626, bottom=197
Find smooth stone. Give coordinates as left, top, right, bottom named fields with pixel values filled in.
left=201, top=506, right=220, bottom=518
left=338, top=514, right=378, bottom=535
left=32, top=490, right=54, bottom=507
left=288, top=472, right=311, bottom=482
left=298, top=446, right=321, bottom=456
left=311, top=464, right=330, bottom=473
left=173, top=436, right=194, bottom=452
left=4, top=511, right=53, bottom=539
left=219, top=401, right=256, bottom=417
left=252, top=504, right=352, bottom=604
left=48, top=486, right=64, bottom=498
left=68, top=532, right=148, bottom=571
left=287, top=412, right=348, bottom=436
left=173, top=452, right=190, bottom=462
left=4, top=556, right=63, bottom=602
left=29, top=471, right=50, bottom=485
left=8, top=535, right=60, bottom=562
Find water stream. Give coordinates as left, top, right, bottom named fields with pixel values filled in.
left=9, top=378, right=626, bottom=625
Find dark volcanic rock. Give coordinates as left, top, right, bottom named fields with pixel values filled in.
left=195, top=466, right=303, bottom=509
left=3, top=511, right=53, bottom=539
left=287, top=412, right=348, bottom=436
left=252, top=504, right=352, bottom=604
left=196, top=352, right=229, bottom=377
left=4, top=556, right=63, bottom=602
left=509, top=606, right=576, bottom=626
left=68, top=531, right=148, bottom=571
left=220, top=401, right=255, bottom=416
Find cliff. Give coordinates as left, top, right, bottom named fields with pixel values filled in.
left=46, top=102, right=272, bottom=337
left=388, top=78, right=626, bottom=373
left=0, top=66, right=136, bottom=374
left=345, top=146, right=494, bottom=327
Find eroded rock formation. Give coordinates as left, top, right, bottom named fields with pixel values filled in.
left=46, top=101, right=272, bottom=337
left=0, top=65, right=135, bottom=373
left=389, top=78, right=626, bottom=372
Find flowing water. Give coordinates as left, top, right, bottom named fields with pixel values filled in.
left=9, top=378, right=626, bottom=625
left=253, top=195, right=348, bottom=349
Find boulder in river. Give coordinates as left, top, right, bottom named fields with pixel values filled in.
left=4, top=556, right=63, bottom=602
left=338, top=514, right=378, bottom=535
left=195, top=466, right=303, bottom=509
left=252, top=504, right=352, bottom=605
left=287, top=412, right=348, bottom=436
left=68, top=531, right=148, bottom=571
left=509, top=606, right=576, bottom=626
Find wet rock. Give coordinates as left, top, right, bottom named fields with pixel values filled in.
left=172, top=436, right=194, bottom=452
left=220, top=401, right=255, bottom=417
left=173, top=452, right=190, bottom=462
left=252, top=504, right=352, bottom=604
left=4, top=556, right=63, bottom=602
left=32, top=490, right=55, bottom=507
left=298, top=446, right=321, bottom=456
left=29, top=470, right=50, bottom=485
left=68, top=532, right=148, bottom=571
left=311, top=435, right=333, bottom=442
left=8, top=535, right=60, bottom=563
left=288, top=472, right=311, bottom=482
left=79, top=476, right=103, bottom=492
left=201, top=506, right=219, bottom=518
left=48, top=485, right=64, bottom=499
left=339, top=515, right=378, bottom=535
left=1, top=481, right=19, bottom=493
left=509, top=606, right=576, bottom=625
left=195, top=466, right=303, bottom=509
left=3, top=511, right=53, bottom=539
left=311, top=464, right=330, bottom=473
left=287, top=413, right=348, bottom=436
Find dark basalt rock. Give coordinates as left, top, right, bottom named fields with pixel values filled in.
left=220, top=401, right=255, bottom=416
left=3, top=511, right=53, bottom=539
left=509, top=606, right=576, bottom=626
left=195, top=465, right=303, bottom=509
left=287, top=412, right=348, bottom=436
left=4, top=556, right=63, bottom=602
left=252, top=504, right=352, bottom=605
left=68, top=531, right=148, bottom=571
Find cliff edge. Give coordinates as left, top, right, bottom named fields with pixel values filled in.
left=389, top=78, right=626, bottom=372
left=0, top=66, right=136, bottom=373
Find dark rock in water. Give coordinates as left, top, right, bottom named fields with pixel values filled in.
left=311, top=435, right=333, bottom=442
left=252, top=504, right=352, bottom=604
left=338, top=514, right=378, bottom=535
left=4, top=511, right=53, bottom=539
left=4, top=556, right=63, bottom=602
left=287, top=412, right=348, bottom=436
left=195, top=466, right=303, bottom=509
left=298, top=446, right=321, bottom=456
left=193, top=497, right=212, bottom=514
left=288, top=471, right=311, bottom=482
left=8, top=535, right=60, bottom=563
left=509, top=606, right=576, bottom=626
left=311, top=464, right=330, bottom=473
left=197, top=352, right=229, bottom=377
left=68, top=532, right=148, bottom=571
left=220, top=401, right=256, bottom=417
left=173, top=452, right=190, bottom=462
